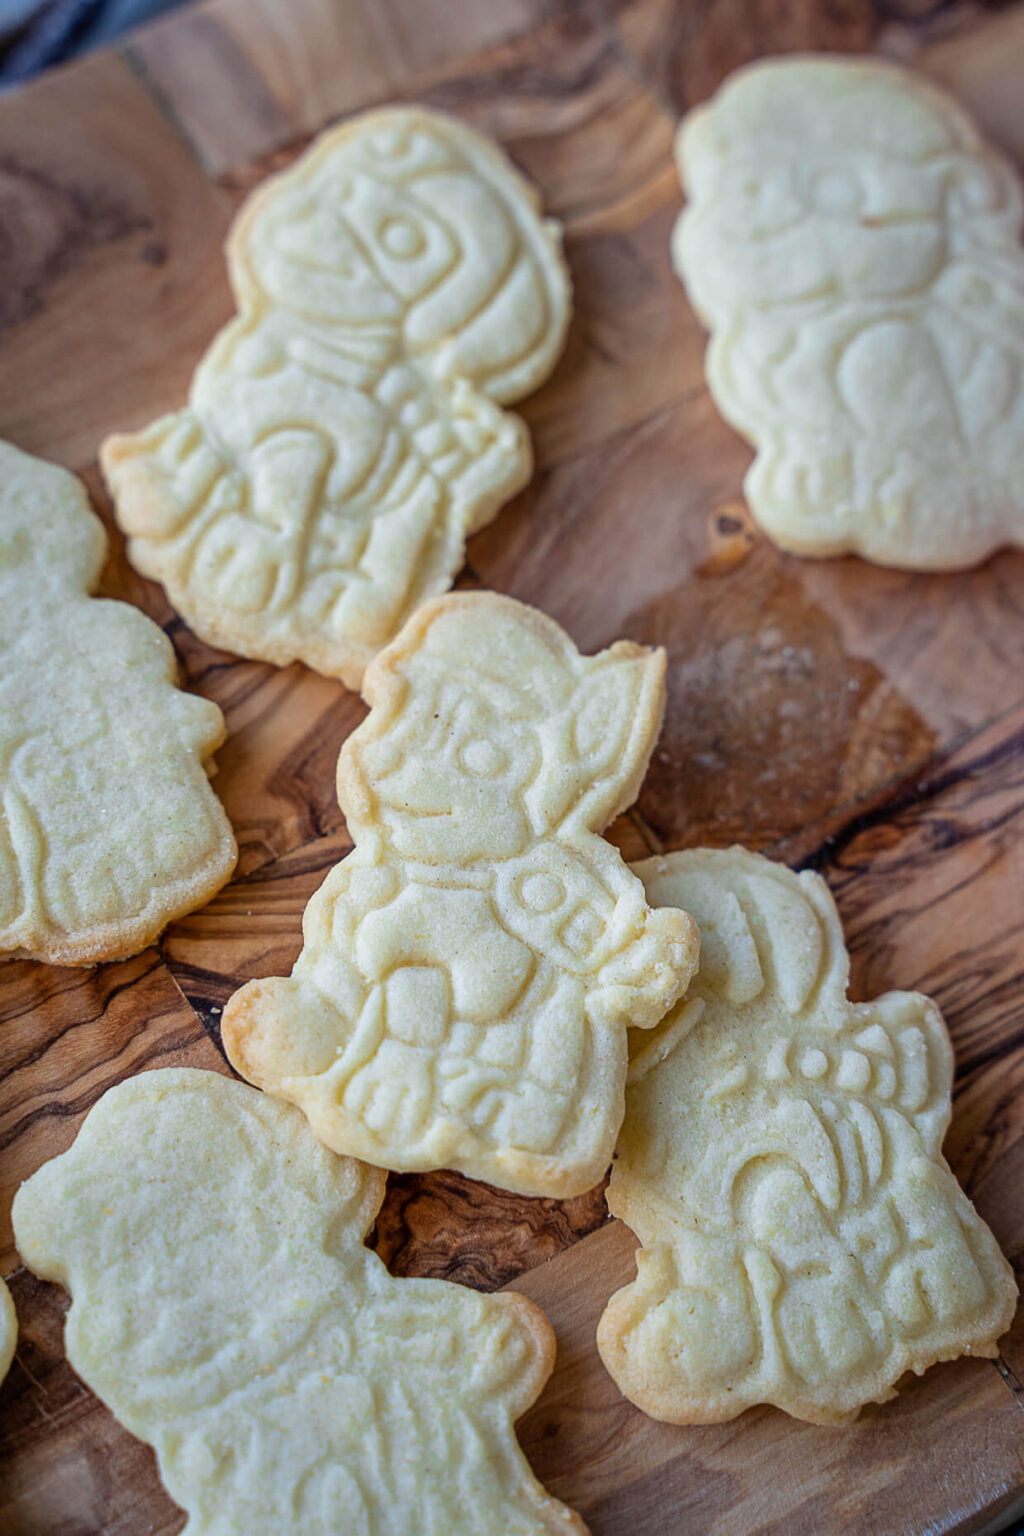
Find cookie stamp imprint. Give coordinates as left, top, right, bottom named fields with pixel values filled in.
left=0, top=440, right=236, bottom=965
left=13, top=1070, right=588, bottom=1535
left=673, top=57, right=1024, bottom=569
left=222, top=592, right=699, bottom=1198
left=102, top=108, right=571, bottom=686
left=598, top=848, right=1017, bottom=1425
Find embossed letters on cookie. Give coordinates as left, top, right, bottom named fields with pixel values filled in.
left=0, top=440, right=236, bottom=965
left=102, top=108, right=571, bottom=686
left=222, top=593, right=698, bottom=1198
left=598, top=847, right=1018, bottom=1425
left=13, top=1070, right=588, bottom=1535
left=673, top=57, right=1024, bottom=569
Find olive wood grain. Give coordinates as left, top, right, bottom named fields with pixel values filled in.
left=1, top=0, right=1024, bottom=1532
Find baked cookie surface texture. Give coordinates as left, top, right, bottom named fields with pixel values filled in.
left=13, top=1069, right=587, bottom=1535
left=101, top=108, right=571, bottom=687
left=0, top=441, right=236, bottom=965
left=0, top=1276, right=15, bottom=1385
left=598, top=847, right=1018, bottom=1425
left=222, top=592, right=698, bottom=1197
left=673, top=56, right=1024, bottom=569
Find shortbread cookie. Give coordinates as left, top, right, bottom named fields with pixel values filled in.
left=0, top=441, right=236, bottom=965
left=597, top=848, right=1018, bottom=1425
left=673, top=57, right=1024, bottom=569
left=222, top=592, right=698, bottom=1198
left=102, top=108, right=571, bottom=687
left=13, top=1069, right=587, bottom=1535
left=0, top=1277, right=15, bottom=1384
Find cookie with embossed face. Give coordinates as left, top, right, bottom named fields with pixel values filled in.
left=13, top=1069, right=588, bottom=1535
left=101, top=108, right=571, bottom=687
left=222, top=592, right=698, bottom=1198
left=0, top=441, right=236, bottom=965
left=673, top=57, right=1024, bottom=569
left=597, top=848, right=1017, bottom=1425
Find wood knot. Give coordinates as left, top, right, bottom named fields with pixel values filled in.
left=697, top=500, right=758, bottom=576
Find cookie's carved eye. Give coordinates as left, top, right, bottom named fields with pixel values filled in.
left=810, top=169, right=862, bottom=217
left=458, top=738, right=507, bottom=778
left=379, top=216, right=427, bottom=260
left=516, top=871, right=565, bottom=914
left=560, top=906, right=604, bottom=958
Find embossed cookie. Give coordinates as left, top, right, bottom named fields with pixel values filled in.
left=102, top=108, right=571, bottom=687
left=598, top=847, right=1018, bottom=1425
left=0, top=441, right=236, bottom=965
left=673, top=57, right=1024, bottom=569
left=222, top=592, right=698, bottom=1198
left=0, top=1277, right=15, bottom=1385
left=13, top=1069, right=587, bottom=1534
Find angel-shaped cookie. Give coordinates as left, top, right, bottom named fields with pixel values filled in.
left=101, top=108, right=571, bottom=686
left=13, top=1069, right=587, bottom=1535
left=673, top=57, right=1024, bottom=568
left=0, top=441, right=236, bottom=965
left=598, top=847, right=1017, bottom=1425
left=223, top=593, right=698, bottom=1197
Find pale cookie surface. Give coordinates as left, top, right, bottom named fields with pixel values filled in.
left=598, top=847, right=1018, bottom=1426
left=222, top=592, right=698, bottom=1198
left=673, top=56, right=1024, bottom=569
left=102, top=108, right=571, bottom=686
left=0, top=1276, right=15, bottom=1385
left=0, top=441, right=236, bottom=965
left=13, top=1069, right=588, bottom=1536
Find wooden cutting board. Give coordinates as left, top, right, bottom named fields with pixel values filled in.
left=2, top=0, right=1023, bottom=1531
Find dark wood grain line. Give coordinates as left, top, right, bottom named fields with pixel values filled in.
left=372, top=1168, right=611, bottom=1290
left=792, top=706, right=1024, bottom=878
left=996, top=1353, right=1024, bottom=1414
left=152, top=963, right=234, bottom=1062
left=1, top=1004, right=209, bottom=1153
left=0, top=154, right=152, bottom=335
left=2, top=953, right=169, bottom=1106
left=587, top=0, right=680, bottom=119
left=121, top=39, right=212, bottom=173
left=599, top=0, right=877, bottom=119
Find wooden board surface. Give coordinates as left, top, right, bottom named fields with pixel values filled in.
left=1, top=0, right=1024, bottom=1531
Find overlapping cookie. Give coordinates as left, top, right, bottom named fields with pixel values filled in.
left=673, top=57, right=1024, bottom=569
left=0, top=1277, right=15, bottom=1386
left=13, top=1069, right=587, bottom=1534
left=0, top=441, right=236, bottom=965
left=222, top=592, right=698, bottom=1197
left=102, top=108, right=571, bottom=686
left=598, top=847, right=1018, bottom=1425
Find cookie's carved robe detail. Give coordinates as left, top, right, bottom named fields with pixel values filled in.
left=102, top=109, right=571, bottom=685
left=674, top=58, right=1024, bottom=568
left=223, top=594, right=698, bottom=1197
left=598, top=848, right=1017, bottom=1424
left=14, top=1071, right=588, bottom=1535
